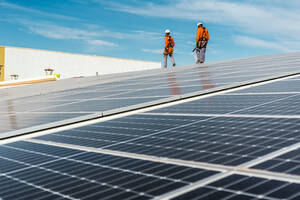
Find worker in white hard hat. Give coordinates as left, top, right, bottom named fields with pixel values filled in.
left=163, top=29, right=176, bottom=68
left=195, top=22, right=209, bottom=64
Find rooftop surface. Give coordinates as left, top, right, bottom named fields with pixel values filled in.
left=1, top=52, right=300, bottom=199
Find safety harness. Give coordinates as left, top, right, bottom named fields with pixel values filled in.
left=197, top=27, right=207, bottom=49
left=168, top=36, right=173, bottom=48
left=165, top=35, right=174, bottom=55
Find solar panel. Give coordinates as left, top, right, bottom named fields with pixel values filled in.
left=0, top=141, right=220, bottom=200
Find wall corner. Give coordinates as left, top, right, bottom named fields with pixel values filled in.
left=0, top=46, right=5, bottom=82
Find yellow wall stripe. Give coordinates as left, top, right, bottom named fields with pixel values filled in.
left=0, top=47, right=5, bottom=82
left=0, top=77, right=57, bottom=87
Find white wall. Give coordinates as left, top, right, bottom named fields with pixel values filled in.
left=4, top=47, right=161, bottom=80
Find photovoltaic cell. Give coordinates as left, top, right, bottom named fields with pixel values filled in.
left=172, top=174, right=300, bottom=200
left=0, top=141, right=220, bottom=200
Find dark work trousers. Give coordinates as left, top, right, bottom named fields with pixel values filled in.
left=196, top=43, right=207, bottom=63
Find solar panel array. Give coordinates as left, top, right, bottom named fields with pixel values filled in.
left=1, top=52, right=300, bottom=199
left=1, top=53, right=300, bottom=139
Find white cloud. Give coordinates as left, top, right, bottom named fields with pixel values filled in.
left=234, top=35, right=300, bottom=52
left=25, top=22, right=99, bottom=40
left=234, top=35, right=283, bottom=50
left=86, top=39, right=117, bottom=47
left=186, top=41, right=195, bottom=45
left=106, top=0, right=300, bottom=50
left=131, top=30, right=161, bottom=40
left=19, top=20, right=162, bottom=47
left=0, top=0, right=163, bottom=50
left=141, top=49, right=163, bottom=54
left=142, top=48, right=187, bottom=55
left=95, top=30, right=161, bottom=41
left=18, top=20, right=117, bottom=48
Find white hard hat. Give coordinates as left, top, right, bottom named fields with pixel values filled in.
left=197, top=22, right=203, bottom=26
left=165, top=29, right=171, bottom=34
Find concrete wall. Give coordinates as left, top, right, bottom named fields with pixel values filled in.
left=2, top=46, right=161, bottom=81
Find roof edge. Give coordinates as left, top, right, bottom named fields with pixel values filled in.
left=1, top=45, right=161, bottom=64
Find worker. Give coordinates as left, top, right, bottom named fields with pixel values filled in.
left=163, top=29, right=176, bottom=68
left=195, top=22, right=209, bottom=64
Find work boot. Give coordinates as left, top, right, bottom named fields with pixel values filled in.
left=173, top=63, right=176, bottom=67
left=196, top=60, right=201, bottom=64
left=200, top=61, right=204, bottom=63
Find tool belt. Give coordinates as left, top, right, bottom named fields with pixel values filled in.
left=164, top=47, right=173, bottom=55
left=197, top=39, right=208, bottom=49
left=198, top=38, right=207, bottom=44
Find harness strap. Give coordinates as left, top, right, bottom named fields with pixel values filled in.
left=168, top=36, right=173, bottom=48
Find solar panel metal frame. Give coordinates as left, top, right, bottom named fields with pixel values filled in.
left=0, top=112, right=102, bottom=139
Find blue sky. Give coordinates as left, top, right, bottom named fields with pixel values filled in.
left=1, top=0, right=300, bottom=66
